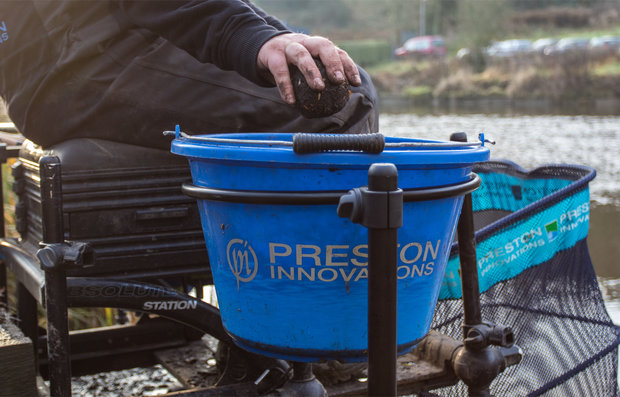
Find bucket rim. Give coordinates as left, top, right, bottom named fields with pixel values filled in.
left=170, top=132, right=490, bottom=166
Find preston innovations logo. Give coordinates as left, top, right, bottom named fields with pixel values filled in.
left=0, top=21, right=8, bottom=43
left=227, top=239, right=259, bottom=289
left=545, top=220, right=559, bottom=242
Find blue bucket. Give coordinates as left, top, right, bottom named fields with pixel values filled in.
left=171, top=132, right=489, bottom=362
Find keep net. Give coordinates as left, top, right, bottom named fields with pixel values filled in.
left=433, top=160, right=620, bottom=396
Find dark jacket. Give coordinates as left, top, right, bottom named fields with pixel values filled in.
left=0, top=0, right=288, bottom=136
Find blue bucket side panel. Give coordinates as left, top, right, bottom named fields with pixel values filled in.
left=397, top=195, right=464, bottom=339
left=198, top=196, right=463, bottom=360
left=201, top=201, right=369, bottom=354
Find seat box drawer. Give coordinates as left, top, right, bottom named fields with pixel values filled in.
left=14, top=138, right=210, bottom=278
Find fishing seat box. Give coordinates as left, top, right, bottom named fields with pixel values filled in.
left=12, top=138, right=211, bottom=280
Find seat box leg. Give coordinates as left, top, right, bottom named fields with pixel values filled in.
left=39, top=156, right=72, bottom=397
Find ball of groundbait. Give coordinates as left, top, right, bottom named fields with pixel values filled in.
left=291, top=59, right=351, bottom=118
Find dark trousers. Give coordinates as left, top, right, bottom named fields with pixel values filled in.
left=25, top=37, right=378, bottom=150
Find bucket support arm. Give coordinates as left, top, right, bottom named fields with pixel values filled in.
left=338, top=163, right=403, bottom=397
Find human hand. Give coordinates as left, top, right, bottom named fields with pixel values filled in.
left=257, top=33, right=361, bottom=104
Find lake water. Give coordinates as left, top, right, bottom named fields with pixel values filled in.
left=379, top=110, right=620, bottom=324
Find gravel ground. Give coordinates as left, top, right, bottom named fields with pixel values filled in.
left=65, top=334, right=221, bottom=397
left=68, top=365, right=184, bottom=397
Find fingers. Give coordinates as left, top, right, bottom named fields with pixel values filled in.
left=261, top=41, right=324, bottom=104
left=300, top=36, right=361, bottom=87
left=257, top=33, right=362, bottom=104
left=284, top=42, right=325, bottom=91
left=257, top=36, right=294, bottom=104
left=268, top=52, right=295, bottom=104
left=301, top=36, right=343, bottom=82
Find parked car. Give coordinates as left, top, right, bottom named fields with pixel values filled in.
left=394, top=36, right=446, bottom=58
left=589, top=36, right=620, bottom=55
left=531, top=38, right=558, bottom=54
left=545, top=37, right=590, bottom=55
left=456, top=47, right=471, bottom=59
left=486, top=39, right=532, bottom=57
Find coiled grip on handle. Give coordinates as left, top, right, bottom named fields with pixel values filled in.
left=293, top=133, right=385, bottom=154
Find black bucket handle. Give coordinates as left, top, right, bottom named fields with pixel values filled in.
left=292, top=133, right=385, bottom=154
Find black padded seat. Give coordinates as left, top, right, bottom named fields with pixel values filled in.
left=19, top=138, right=188, bottom=172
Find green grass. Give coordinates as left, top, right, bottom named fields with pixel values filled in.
left=592, top=59, right=620, bottom=76
left=2, top=163, right=16, bottom=238
left=366, top=59, right=420, bottom=75
left=402, top=85, right=433, bottom=98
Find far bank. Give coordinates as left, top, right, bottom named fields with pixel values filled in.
left=368, top=51, right=620, bottom=115
left=378, top=95, right=620, bottom=116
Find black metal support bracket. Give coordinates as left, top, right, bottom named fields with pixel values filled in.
left=450, top=132, right=518, bottom=397
left=38, top=156, right=73, bottom=397
left=338, top=163, right=403, bottom=397
left=452, top=193, right=517, bottom=397
left=267, top=362, right=326, bottom=397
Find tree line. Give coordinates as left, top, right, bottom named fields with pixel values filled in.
left=255, top=0, right=618, bottom=46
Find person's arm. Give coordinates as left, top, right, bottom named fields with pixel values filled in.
left=241, top=0, right=289, bottom=31
left=114, top=0, right=288, bottom=86
left=114, top=0, right=361, bottom=105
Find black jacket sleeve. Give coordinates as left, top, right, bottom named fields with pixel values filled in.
left=242, top=0, right=289, bottom=31
left=113, top=0, right=290, bottom=85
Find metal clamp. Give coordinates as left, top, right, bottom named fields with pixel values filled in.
left=37, top=241, right=94, bottom=271
left=464, top=321, right=515, bottom=351
left=337, top=186, right=403, bottom=229
left=254, top=365, right=292, bottom=395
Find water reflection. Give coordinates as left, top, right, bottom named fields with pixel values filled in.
left=380, top=111, right=620, bottom=323
left=380, top=97, right=620, bottom=118
left=380, top=112, right=620, bottom=206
